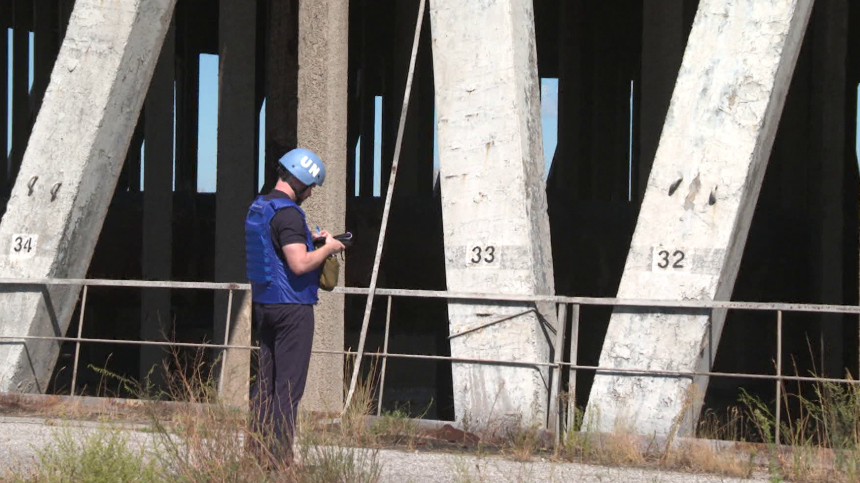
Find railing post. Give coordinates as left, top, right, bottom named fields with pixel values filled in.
left=549, top=302, right=568, bottom=445
left=567, top=304, right=580, bottom=432
left=377, top=295, right=393, bottom=416
left=217, top=289, right=234, bottom=395
left=775, top=309, right=783, bottom=446
left=70, top=285, right=89, bottom=395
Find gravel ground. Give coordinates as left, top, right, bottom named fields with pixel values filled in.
left=0, top=416, right=770, bottom=482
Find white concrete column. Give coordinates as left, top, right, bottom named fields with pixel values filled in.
left=430, top=0, right=557, bottom=428
left=0, top=0, right=176, bottom=392
left=296, top=0, right=349, bottom=413
left=586, top=0, right=814, bottom=437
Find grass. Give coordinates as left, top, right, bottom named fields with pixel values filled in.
left=10, top=346, right=860, bottom=482
left=6, top=348, right=383, bottom=483
left=5, top=424, right=162, bottom=483
left=738, top=371, right=860, bottom=483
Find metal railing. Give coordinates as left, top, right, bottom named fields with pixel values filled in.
left=1, top=276, right=859, bottom=446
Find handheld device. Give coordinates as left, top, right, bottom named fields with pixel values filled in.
left=313, top=231, right=353, bottom=249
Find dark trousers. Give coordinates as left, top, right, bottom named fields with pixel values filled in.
left=250, top=302, right=315, bottom=458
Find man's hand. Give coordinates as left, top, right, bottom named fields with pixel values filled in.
left=321, top=230, right=345, bottom=255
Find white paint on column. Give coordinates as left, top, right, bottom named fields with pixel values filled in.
left=0, top=0, right=177, bottom=392
left=430, top=0, right=557, bottom=428
left=586, top=0, right=814, bottom=437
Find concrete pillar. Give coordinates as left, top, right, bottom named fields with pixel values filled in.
left=140, top=23, right=175, bottom=384
left=586, top=0, right=813, bottom=437
left=0, top=0, right=177, bottom=393
left=545, top=0, right=584, bottom=202
left=357, top=0, right=379, bottom=198
left=175, top=8, right=199, bottom=194
left=296, top=0, right=348, bottom=413
left=809, top=0, right=847, bottom=378
left=0, top=5, right=8, bottom=192
left=265, top=0, right=298, bottom=191
left=430, top=0, right=557, bottom=428
left=214, top=0, right=256, bottom=407
left=33, top=0, right=57, bottom=118
left=385, top=0, right=433, bottom=198
left=638, top=0, right=696, bottom=201
left=123, top=115, right=144, bottom=193
left=10, top=22, right=29, bottom=187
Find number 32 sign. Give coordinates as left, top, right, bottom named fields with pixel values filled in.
left=652, top=246, right=689, bottom=272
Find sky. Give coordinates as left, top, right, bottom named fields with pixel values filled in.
left=7, top=33, right=860, bottom=192
left=198, top=57, right=559, bottom=195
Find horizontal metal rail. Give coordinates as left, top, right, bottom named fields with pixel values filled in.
left=3, top=275, right=858, bottom=445
left=0, top=277, right=859, bottom=314
left=1, top=332, right=858, bottom=387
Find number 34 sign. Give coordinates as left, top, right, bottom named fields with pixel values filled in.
left=10, top=234, right=37, bottom=259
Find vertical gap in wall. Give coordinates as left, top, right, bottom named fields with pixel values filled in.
left=355, top=135, right=361, bottom=196
left=373, top=95, right=382, bottom=197
left=6, top=29, right=12, bottom=158
left=173, top=81, right=177, bottom=191
left=258, top=98, right=266, bottom=192
left=628, top=79, right=635, bottom=202
left=140, top=141, right=145, bottom=191
left=855, top=84, right=859, bottom=171
left=432, top=108, right=439, bottom=191
left=27, top=30, right=32, bottom=93
left=540, top=78, right=558, bottom=180
left=197, top=53, right=218, bottom=193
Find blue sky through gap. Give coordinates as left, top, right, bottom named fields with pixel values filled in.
left=5, top=36, right=860, bottom=194
left=5, top=42, right=561, bottom=192
left=6, top=30, right=35, bottom=157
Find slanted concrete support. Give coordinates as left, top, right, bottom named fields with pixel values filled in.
left=140, top=23, right=175, bottom=384
left=586, top=0, right=813, bottom=437
left=214, top=0, right=256, bottom=407
left=430, top=0, right=557, bottom=427
left=0, top=0, right=176, bottom=393
left=296, top=0, right=349, bottom=413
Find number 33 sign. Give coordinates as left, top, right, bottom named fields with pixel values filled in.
left=467, top=245, right=497, bottom=266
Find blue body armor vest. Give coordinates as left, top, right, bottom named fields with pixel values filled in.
left=245, top=196, right=319, bottom=305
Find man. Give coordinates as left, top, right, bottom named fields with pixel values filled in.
left=245, top=147, right=345, bottom=463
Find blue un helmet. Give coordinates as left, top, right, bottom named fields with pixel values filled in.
left=278, top=148, right=326, bottom=187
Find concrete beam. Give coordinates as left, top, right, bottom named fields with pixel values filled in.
left=586, top=0, right=813, bottom=437
left=10, top=25, right=29, bottom=187
left=430, top=0, right=557, bottom=428
left=264, top=0, right=298, bottom=191
left=140, top=22, right=175, bottom=384
left=0, top=11, right=7, bottom=191
left=296, top=0, right=349, bottom=413
left=0, top=0, right=176, bottom=393
left=214, top=0, right=256, bottom=407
